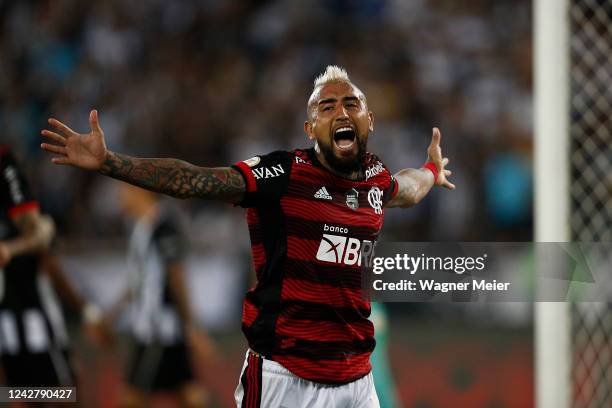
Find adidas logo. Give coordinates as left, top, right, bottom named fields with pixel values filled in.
left=314, top=187, right=332, bottom=200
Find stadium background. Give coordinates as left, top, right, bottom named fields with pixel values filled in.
left=1, top=0, right=534, bottom=407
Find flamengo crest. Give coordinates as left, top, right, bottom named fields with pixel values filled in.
left=368, top=187, right=383, bottom=214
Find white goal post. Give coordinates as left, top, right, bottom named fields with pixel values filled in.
left=534, top=0, right=571, bottom=407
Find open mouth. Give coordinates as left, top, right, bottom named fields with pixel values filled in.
left=333, top=127, right=356, bottom=150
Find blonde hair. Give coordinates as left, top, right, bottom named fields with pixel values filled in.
left=313, top=65, right=351, bottom=88
left=308, top=65, right=365, bottom=120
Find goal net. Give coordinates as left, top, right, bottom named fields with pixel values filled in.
left=536, top=0, right=612, bottom=407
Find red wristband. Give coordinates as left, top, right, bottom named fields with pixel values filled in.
left=422, top=162, right=439, bottom=183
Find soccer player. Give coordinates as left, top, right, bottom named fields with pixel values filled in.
left=41, top=65, right=454, bottom=407
left=111, top=183, right=209, bottom=408
left=0, top=145, right=70, bottom=391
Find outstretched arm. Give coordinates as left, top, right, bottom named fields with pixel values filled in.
left=41, top=110, right=245, bottom=203
left=386, top=127, right=455, bottom=208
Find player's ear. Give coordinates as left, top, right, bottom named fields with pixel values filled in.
left=368, top=111, right=374, bottom=132
left=304, top=121, right=315, bottom=141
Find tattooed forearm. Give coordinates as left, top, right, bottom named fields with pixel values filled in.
left=386, top=168, right=434, bottom=208
left=99, top=151, right=245, bottom=202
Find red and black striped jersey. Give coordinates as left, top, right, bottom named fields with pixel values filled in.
left=232, top=148, right=397, bottom=384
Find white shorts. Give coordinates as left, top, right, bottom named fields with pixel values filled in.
left=234, top=350, right=380, bottom=408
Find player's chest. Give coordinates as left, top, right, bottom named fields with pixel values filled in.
left=282, top=174, right=385, bottom=231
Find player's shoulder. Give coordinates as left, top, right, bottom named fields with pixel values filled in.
left=363, top=151, right=391, bottom=180
left=238, top=148, right=316, bottom=172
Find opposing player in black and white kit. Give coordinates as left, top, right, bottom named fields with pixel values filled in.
left=110, top=183, right=210, bottom=408
left=0, top=145, right=71, bottom=389
left=41, top=65, right=454, bottom=407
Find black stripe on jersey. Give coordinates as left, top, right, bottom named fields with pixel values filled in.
left=280, top=300, right=370, bottom=323
left=282, top=259, right=362, bottom=289
left=272, top=337, right=375, bottom=361
left=245, top=203, right=287, bottom=357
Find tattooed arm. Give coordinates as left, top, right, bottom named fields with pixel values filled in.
left=41, top=110, right=245, bottom=203
left=101, top=152, right=245, bottom=202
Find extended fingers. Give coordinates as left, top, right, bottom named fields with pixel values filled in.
left=48, top=118, right=78, bottom=137
left=41, top=129, right=66, bottom=145
left=89, top=109, right=102, bottom=132
left=442, top=179, right=456, bottom=190
left=40, top=143, right=66, bottom=156
left=50, top=156, right=71, bottom=165
left=431, top=127, right=441, bottom=147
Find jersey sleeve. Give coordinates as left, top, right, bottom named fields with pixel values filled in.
left=382, top=172, right=398, bottom=206
left=368, top=155, right=398, bottom=206
left=153, top=217, right=187, bottom=265
left=0, top=147, right=39, bottom=219
left=231, top=151, right=293, bottom=208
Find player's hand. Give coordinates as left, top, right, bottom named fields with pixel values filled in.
left=0, top=242, right=11, bottom=268
left=427, top=127, right=455, bottom=190
left=41, top=110, right=108, bottom=171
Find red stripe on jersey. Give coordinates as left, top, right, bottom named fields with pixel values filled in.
left=242, top=298, right=259, bottom=326
left=281, top=196, right=383, bottom=229
left=246, top=208, right=260, bottom=224
left=234, top=161, right=257, bottom=192
left=291, top=167, right=393, bottom=191
left=8, top=201, right=39, bottom=219
left=275, top=316, right=373, bottom=343
left=284, top=217, right=377, bottom=242
left=251, top=243, right=266, bottom=270
left=391, top=176, right=399, bottom=198
left=281, top=278, right=368, bottom=310
left=286, top=236, right=319, bottom=262
left=272, top=353, right=371, bottom=384
left=283, top=258, right=362, bottom=289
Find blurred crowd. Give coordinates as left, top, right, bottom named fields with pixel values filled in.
left=1, top=0, right=533, bottom=244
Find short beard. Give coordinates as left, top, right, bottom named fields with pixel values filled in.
left=319, top=138, right=367, bottom=177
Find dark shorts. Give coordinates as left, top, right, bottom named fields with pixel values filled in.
left=1, top=349, right=74, bottom=387
left=127, top=341, right=194, bottom=392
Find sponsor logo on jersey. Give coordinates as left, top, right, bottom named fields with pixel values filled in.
left=368, top=187, right=383, bottom=214
left=314, top=187, right=332, bottom=200
left=345, top=188, right=359, bottom=210
left=295, top=156, right=308, bottom=164
left=365, top=161, right=384, bottom=180
left=323, top=224, right=348, bottom=234
left=243, top=156, right=261, bottom=167
left=252, top=164, right=285, bottom=180
left=315, top=234, right=375, bottom=266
